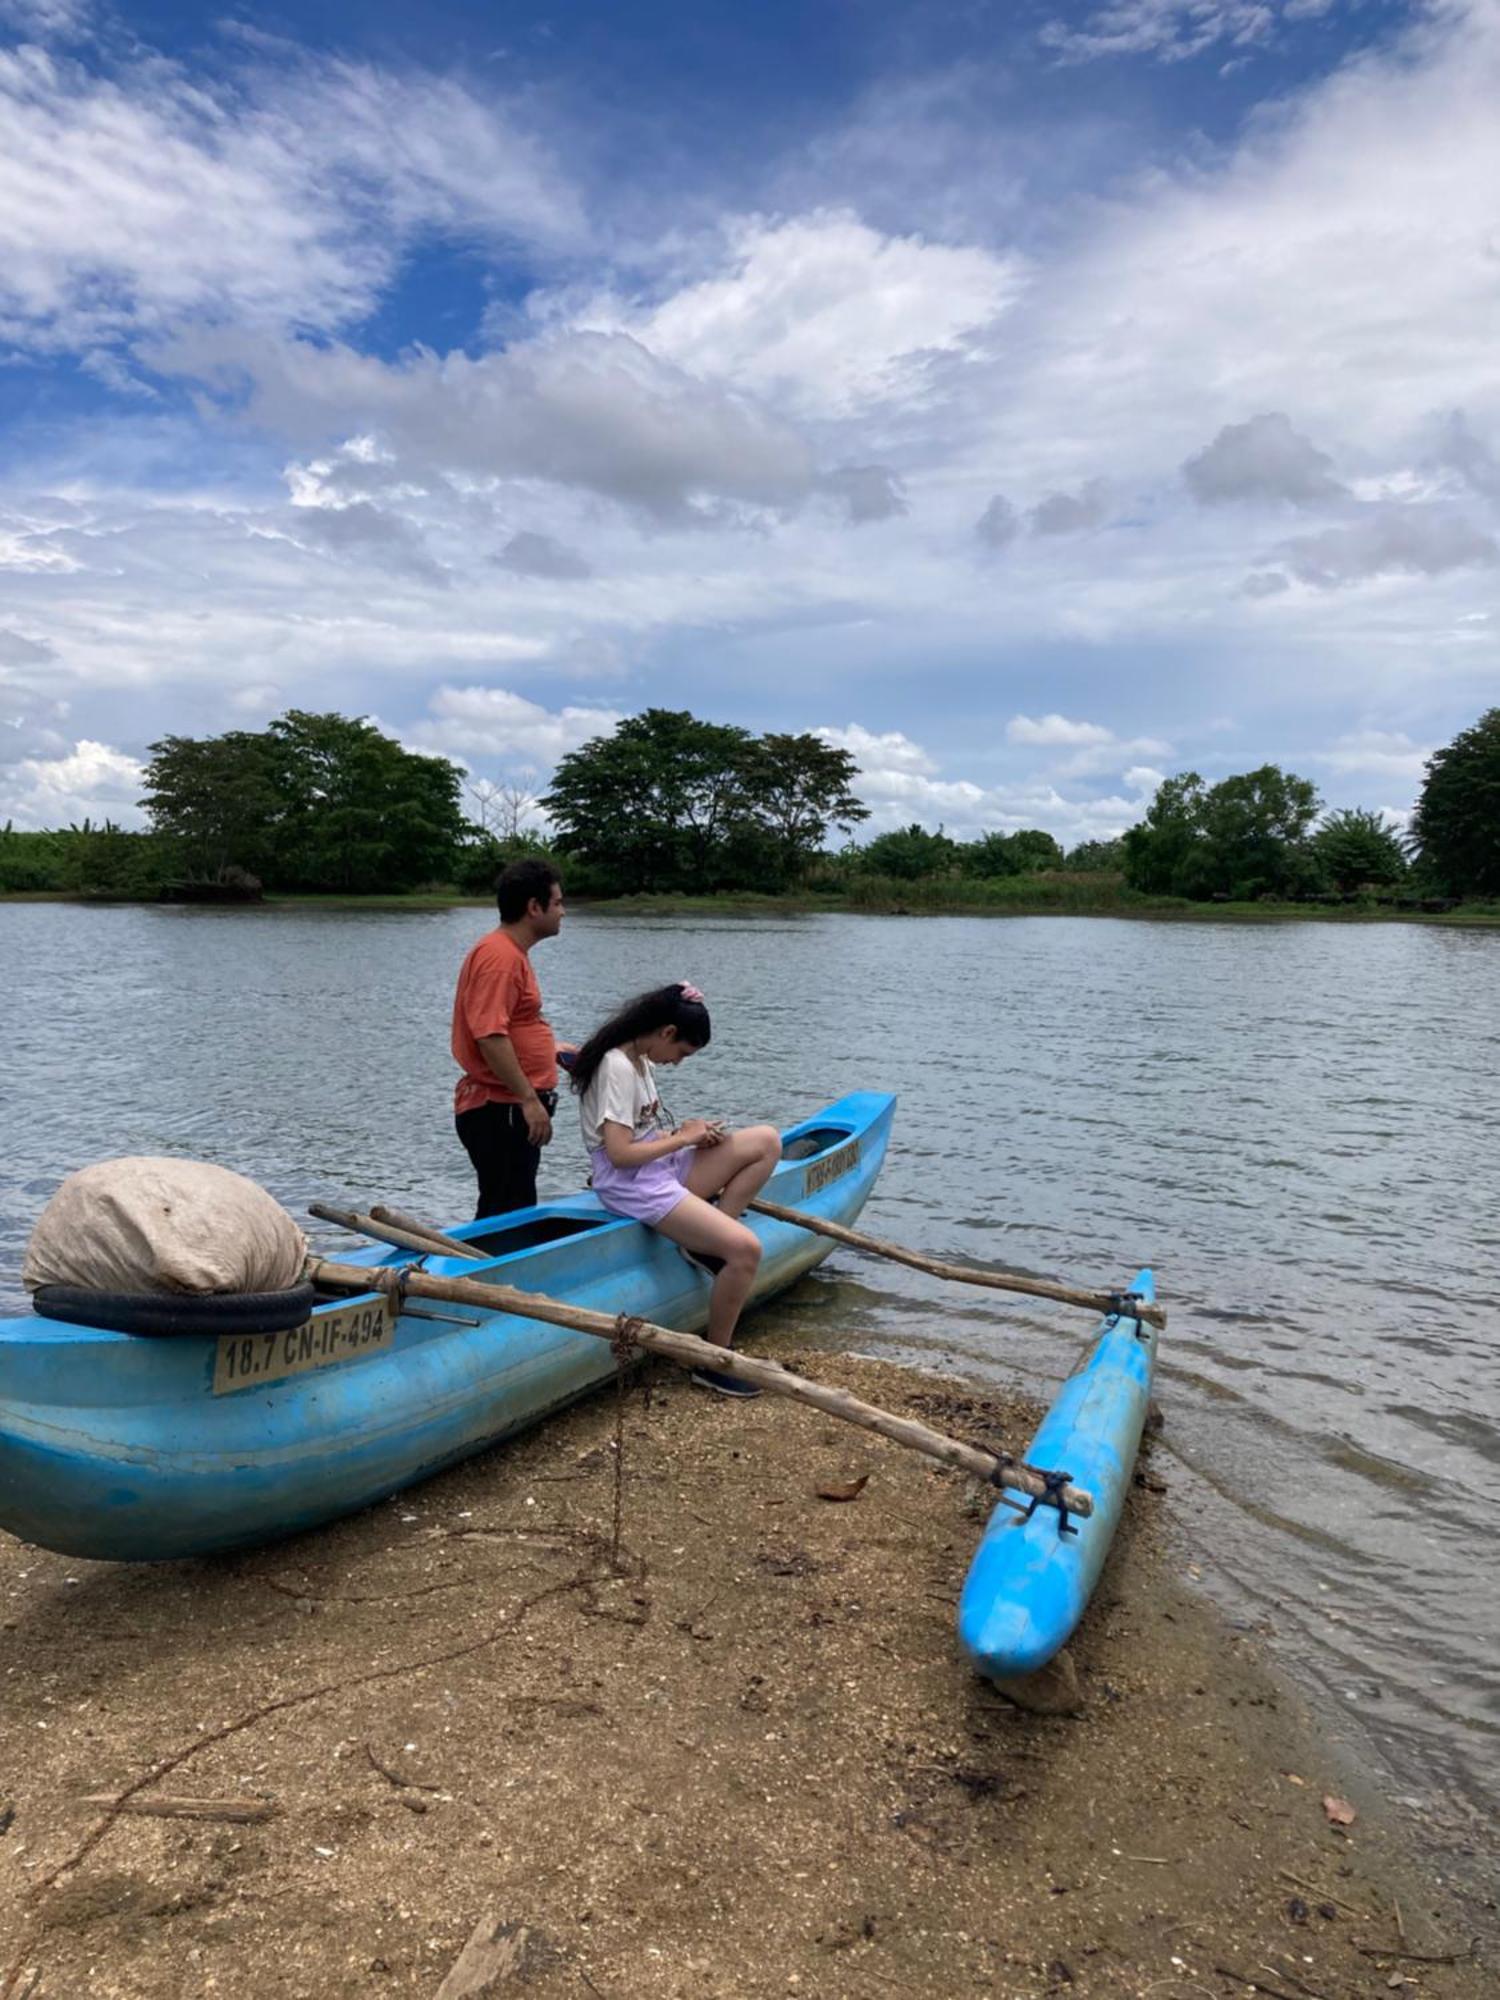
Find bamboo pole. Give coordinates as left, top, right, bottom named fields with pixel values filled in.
left=368, top=1205, right=484, bottom=1260
left=308, top=1202, right=486, bottom=1262
left=748, top=1196, right=1167, bottom=1330
left=305, top=1255, right=1092, bottom=1520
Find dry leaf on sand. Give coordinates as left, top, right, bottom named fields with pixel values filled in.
left=815, top=1474, right=870, bottom=1503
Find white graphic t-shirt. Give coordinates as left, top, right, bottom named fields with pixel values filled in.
left=579, top=1048, right=664, bottom=1152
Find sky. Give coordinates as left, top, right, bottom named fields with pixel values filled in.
left=2, top=0, right=1497, bottom=847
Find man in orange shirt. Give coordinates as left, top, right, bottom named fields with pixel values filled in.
left=452, top=857, right=569, bottom=1217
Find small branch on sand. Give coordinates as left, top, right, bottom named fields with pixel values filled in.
left=1274, top=1869, right=1368, bottom=1919
left=77, top=1793, right=278, bottom=1824
left=1355, top=1938, right=1478, bottom=1967
left=1214, top=1964, right=1322, bottom=2000
left=435, top=1915, right=529, bottom=1997
left=363, top=1744, right=442, bottom=1794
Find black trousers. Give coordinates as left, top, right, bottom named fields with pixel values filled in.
left=455, top=1092, right=558, bottom=1219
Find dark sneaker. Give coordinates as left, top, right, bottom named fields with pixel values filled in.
left=690, top=1366, right=761, bottom=1399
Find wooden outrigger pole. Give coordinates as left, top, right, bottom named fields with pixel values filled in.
left=306, top=1252, right=1093, bottom=1522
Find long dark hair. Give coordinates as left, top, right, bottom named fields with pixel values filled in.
left=569, top=983, right=712, bottom=1097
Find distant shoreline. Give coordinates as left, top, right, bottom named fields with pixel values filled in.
left=4, top=886, right=1499, bottom=926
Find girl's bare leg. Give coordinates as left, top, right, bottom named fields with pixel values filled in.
left=683, top=1124, right=781, bottom=1219
left=653, top=1193, right=762, bottom=1348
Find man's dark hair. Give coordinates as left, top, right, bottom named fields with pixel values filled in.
left=496, top=856, right=562, bottom=923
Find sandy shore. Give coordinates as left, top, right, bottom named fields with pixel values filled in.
left=1, top=1347, right=1492, bottom=2000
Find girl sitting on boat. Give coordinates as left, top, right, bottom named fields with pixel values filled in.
left=569, top=982, right=781, bottom=1399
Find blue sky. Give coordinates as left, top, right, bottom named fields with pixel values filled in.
left=2, top=0, right=1496, bottom=844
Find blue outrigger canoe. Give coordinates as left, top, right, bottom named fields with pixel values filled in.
left=0, top=1092, right=894, bottom=1564
left=958, top=1270, right=1158, bottom=1681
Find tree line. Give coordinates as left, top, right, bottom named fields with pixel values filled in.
left=0, top=706, right=869, bottom=898
left=1121, top=707, right=1500, bottom=902
left=1, top=703, right=1497, bottom=906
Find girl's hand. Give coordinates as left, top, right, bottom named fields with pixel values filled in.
left=675, top=1118, right=721, bottom=1148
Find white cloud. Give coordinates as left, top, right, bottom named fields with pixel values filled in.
left=1268, top=505, right=1498, bottom=588
left=409, top=686, right=623, bottom=769
left=0, top=41, right=580, bottom=353
left=1029, top=479, right=1111, bottom=536
left=820, top=465, right=908, bottom=524
left=1313, top=729, right=1432, bottom=786
left=1431, top=410, right=1500, bottom=503
left=0, top=1, right=93, bottom=39
left=5, top=737, right=144, bottom=828
left=0, top=509, right=80, bottom=571
left=228, top=683, right=282, bottom=715
left=1183, top=413, right=1346, bottom=508
left=1124, top=764, right=1166, bottom=793
left=975, top=494, right=1020, bottom=550
left=0, top=625, right=55, bottom=666
left=814, top=724, right=938, bottom=777
left=158, top=326, right=818, bottom=522
left=497, top=532, right=593, bottom=581
left=818, top=720, right=1162, bottom=843
left=1041, top=1, right=1329, bottom=66
left=289, top=501, right=448, bottom=581
left=1005, top=712, right=1172, bottom=781
left=559, top=211, right=1025, bottom=421
left=1007, top=713, right=1114, bottom=747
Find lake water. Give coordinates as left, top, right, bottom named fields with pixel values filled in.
left=1, top=902, right=1497, bottom=1857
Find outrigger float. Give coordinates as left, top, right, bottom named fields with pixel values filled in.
left=958, top=1271, right=1159, bottom=1681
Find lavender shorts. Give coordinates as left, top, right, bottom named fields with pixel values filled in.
left=589, top=1145, right=695, bottom=1226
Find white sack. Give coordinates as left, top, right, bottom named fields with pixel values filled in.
left=23, top=1156, right=308, bottom=1296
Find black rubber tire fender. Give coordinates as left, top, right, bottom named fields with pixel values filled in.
left=31, top=1282, right=320, bottom=1339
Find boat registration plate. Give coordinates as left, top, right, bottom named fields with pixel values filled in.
left=804, top=1139, right=860, bottom=1195
left=212, top=1297, right=396, bottom=1395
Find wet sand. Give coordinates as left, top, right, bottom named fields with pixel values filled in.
left=1, top=1349, right=1493, bottom=1999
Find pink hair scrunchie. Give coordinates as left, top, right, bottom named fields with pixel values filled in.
left=678, top=982, right=705, bottom=1003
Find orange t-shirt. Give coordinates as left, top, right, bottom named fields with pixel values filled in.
left=451, top=931, right=557, bottom=1115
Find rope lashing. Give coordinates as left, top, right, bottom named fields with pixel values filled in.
left=610, top=1312, right=644, bottom=1367
left=985, top=1448, right=1018, bottom=1489
left=372, top=1257, right=427, bottom=1310
left=1021, top=1467, right=1080, bottom=1538
left=1105, top=1290, right=1148, bottom=1338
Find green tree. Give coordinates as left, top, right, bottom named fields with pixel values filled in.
left=1121, top=773, right=1209, bottom=894
left=1062, top=837, right=1125, bottom=871
left=741, top=732, right=868, bottom=884
left=266, top=711, right=467, bottom=892
left=1198, top=765, right=1322, bottom=899
left=0, top=824, right=72, bottom=892
left=958, top=829, right=1064, bottom=878
left=143, top=712, right=468, bottom=892
left=69, top=821, right=169, bottom=899
left=1008, top=828, right=1064, bottom=873
left=141, top=729, right=286, bottom=881
left=857, top=823, right=958, bottom=880
left=542, top=709, right=765, bottom=893
left=1410, top=708, right=1500, bottom=897
left=1310, top=809, right=1408, bottom=895
left=1122, top=766, right=1322, bottom=899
